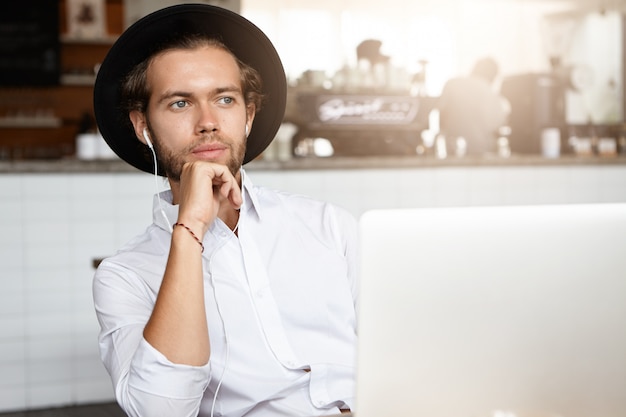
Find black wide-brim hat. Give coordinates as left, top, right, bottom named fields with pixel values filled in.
left=93, top=3, right=287, bottom=175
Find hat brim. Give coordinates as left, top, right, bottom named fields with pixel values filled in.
left=94, top=4, right=286, bottom=175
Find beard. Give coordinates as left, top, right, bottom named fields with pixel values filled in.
left=149, top=127, right=246, bottom=182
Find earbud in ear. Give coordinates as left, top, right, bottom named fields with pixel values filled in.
left=245, top=125, right=249, bottom=137
left=143, top=128, right=153, bottom=149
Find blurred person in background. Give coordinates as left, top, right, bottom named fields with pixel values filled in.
left=437, top=57, right=509, bottom=156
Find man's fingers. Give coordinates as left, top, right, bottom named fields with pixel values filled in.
left=219, top=181, right=242, bottom=209
left=188, top=162, right=242, bottom=209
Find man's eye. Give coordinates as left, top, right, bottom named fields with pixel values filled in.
left=171, top=100, right=187, bottom=109
left=219, top=97, right=234, bottom=105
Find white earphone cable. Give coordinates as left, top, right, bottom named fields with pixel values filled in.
left=208, top=250, right=231, bottom=417
left=147, top=140, right=173, bottom=233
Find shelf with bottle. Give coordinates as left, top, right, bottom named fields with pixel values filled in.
left=60, top=34, right=118, bottom=45
left=0, top=96, right=63, bottom=129
left=0, top=115, right=62, bottom=128
left=59, top=36, right=112, bottom=86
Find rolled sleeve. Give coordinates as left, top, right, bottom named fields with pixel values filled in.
left=118, top=338, right=211, bottom=417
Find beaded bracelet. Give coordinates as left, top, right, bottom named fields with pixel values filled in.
left=173, top=222, right=204, bottom=253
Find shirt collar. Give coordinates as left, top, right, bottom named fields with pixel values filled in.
left=240, top=167, right=263, bottom=221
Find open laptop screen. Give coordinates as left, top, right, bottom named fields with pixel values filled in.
left=355, top=203, right=626, bottom=417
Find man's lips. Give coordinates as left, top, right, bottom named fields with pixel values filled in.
left=192, top=142, right=228, bottom=158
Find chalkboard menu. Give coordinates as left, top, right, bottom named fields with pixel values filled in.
left=0, top=1, right=60, bottom=86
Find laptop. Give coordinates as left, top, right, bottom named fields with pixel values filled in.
left=354, top=203, right=626, bottom=417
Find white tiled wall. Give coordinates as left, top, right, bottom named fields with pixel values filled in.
left=1, top=163, right=625, bottom=412
left=250, top=164, right=626, bottom=217
left=0, top=173, right=155, bottom=412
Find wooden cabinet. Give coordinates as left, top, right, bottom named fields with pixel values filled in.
left=0, top=0, right=123, bottom=160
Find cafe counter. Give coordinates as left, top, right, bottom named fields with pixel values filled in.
left=2, top=153, right=625, bottom=220
left=2, top=153, right=626, bottom=174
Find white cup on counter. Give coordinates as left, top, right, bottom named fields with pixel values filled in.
left=541, top=127, right=561, bottom=158
left=76, top=133, right=99, bottom=160
left=77, top=131, right=119, bottom=160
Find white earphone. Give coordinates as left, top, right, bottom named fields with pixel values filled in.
left=245, top=125, right=249, bottom=137
left=143, top=128, right=153, bottom=149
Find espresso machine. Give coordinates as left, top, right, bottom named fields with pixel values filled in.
left=500, top=73, right=566, bottom=154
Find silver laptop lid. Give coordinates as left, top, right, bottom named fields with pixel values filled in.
left=355, top=203, right=626, bottom=417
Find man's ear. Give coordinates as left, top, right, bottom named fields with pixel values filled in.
left=129, top=110, right=149, bottom=146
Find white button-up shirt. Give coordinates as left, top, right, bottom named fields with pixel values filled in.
left=93, top=169, right=358, bottom=417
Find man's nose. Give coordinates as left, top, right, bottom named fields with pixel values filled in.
left=196, top=104, right=218, bottom=134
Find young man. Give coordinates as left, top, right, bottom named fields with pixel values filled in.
left=92, top=5, right=357, bottom=417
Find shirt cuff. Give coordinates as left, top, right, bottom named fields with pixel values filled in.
left=128, top=338, right=211, bottom=399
